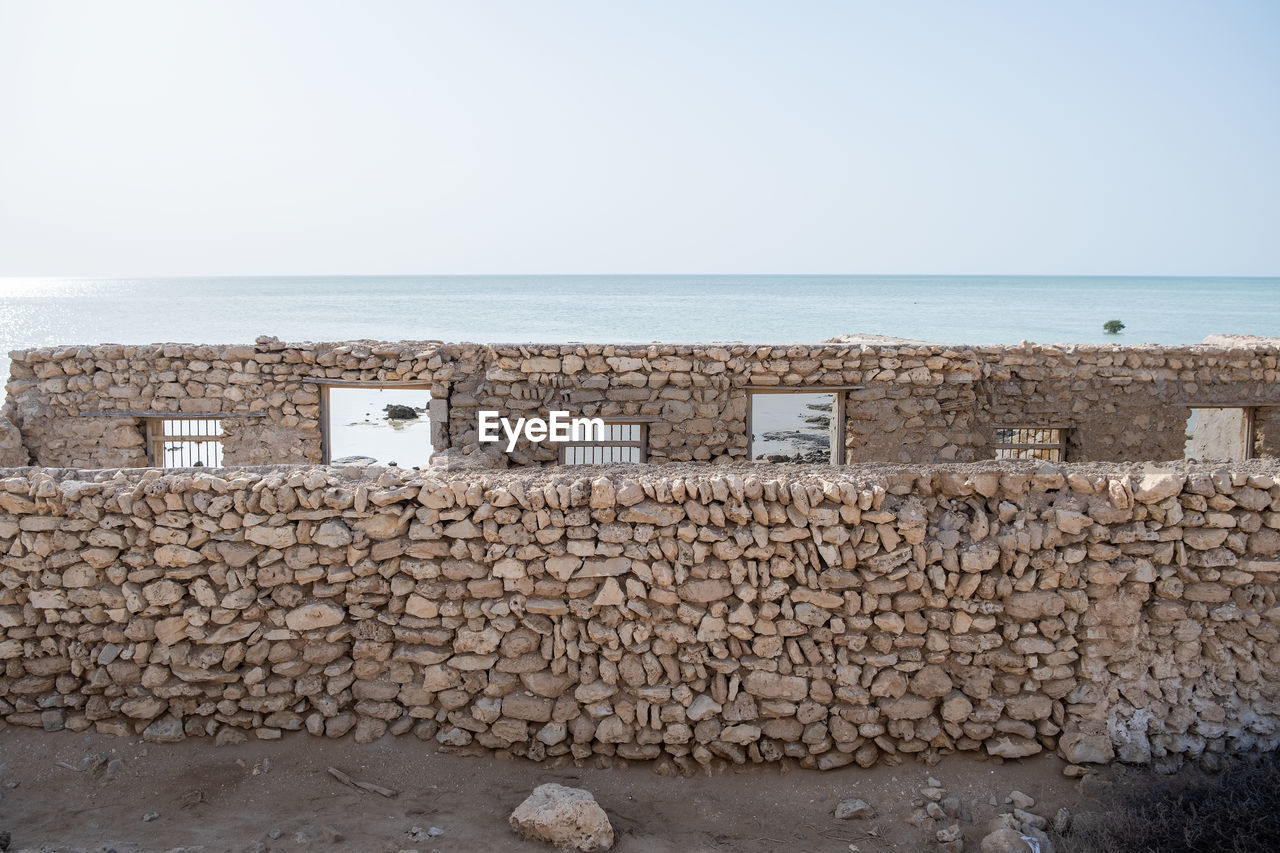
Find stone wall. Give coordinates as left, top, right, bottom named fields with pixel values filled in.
left=3, top=337, right=1278, bottom=469
left=2, top=340, right=459, bottom=469
left=971, top=343, right=1280, bottom=463
left=1, top=460, right=1277, bottom=772
left=1256, top=407, right=1280, bottom=458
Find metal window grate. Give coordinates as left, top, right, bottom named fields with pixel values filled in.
left=559, top=422, right=646, bottom=465
left=994, top=427, right=1067, bottom=462
left=148, top=418, right=224, bottom=468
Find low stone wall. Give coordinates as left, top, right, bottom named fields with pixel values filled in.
left=5, top=337, right=1279, bottom=469
left=1, top=461, right=1278, bottom=773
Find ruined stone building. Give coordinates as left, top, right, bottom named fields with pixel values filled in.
left=0, top=335, right=1276, bottom=470
left=0, top=336, right=1277, bottom=775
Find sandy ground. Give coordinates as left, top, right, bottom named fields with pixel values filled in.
left=0, top=728, right=1128, bottom=853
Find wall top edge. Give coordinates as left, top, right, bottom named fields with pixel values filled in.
left=7, top=336, right=1280, bottom=362
left=1, top=459, right=1277, bottom=491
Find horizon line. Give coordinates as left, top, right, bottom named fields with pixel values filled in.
left=1, top=272, right=1278, bottom=281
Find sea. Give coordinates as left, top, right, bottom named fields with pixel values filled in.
left=1, top=273, right=1277, bottom=386
left=2, top=274, right=1273, bottom=465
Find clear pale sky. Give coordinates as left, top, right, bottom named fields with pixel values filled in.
left=1, top=1, right=1277, bottom=277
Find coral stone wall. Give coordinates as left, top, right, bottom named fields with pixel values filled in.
left=972, top=343, right=1280, bottom=463
left=1, top=461, right=1277, bottom=772
left=3, top=340, right=462, bottom=468
left=3, top=338, right=1278, bottom=469
left=1255, top=407, right=1280, bottom=458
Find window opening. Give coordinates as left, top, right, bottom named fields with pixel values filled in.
left=325, top=386, right=433, bottom=468
left=560, top=421, right=647, bottom=464
left=994, top=427, right=1067, bottom=462
left=148, top=418, right=224, bottom=468
left=1185, top=408, right=1253, bottom=462
left=749, top=392, right=838, bottom=463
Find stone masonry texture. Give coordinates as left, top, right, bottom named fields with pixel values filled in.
left=1, top=460, right=1277, bottom=772
left=3, top=337, right=1278, bottom=469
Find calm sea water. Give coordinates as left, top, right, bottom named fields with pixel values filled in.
left=0, top=276, right=1276, bottom=387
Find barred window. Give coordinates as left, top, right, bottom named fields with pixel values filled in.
left=560, top=422, right=647, bottom=465
left=994, top=427, right=1067, bottom=462
left=148, top=418, right=224, bottom=468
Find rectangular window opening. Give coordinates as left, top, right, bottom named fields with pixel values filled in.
left=324, top=386, right=433, bottom=469
left=559, top=421, right=647, bottom=465
left=994, top=427, right=1067, bottom=462
left=148, top=418, right=224, bottom=468
left=749, top=392, right=840, bottom=464
left=1185, top=407, right=1254, bottom=462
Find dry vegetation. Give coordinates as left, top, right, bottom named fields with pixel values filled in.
left=1063, top=752, right=1280, bottom=853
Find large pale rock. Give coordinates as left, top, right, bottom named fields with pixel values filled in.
left=0, top=416, right=28, bottom=466
left=981, top=827, right=1033, bottom=853
left=217, top=541, right=260, bottom=568
left=444, top=518, right=481, bottom=538
left=617, top=500, right=683, bottom=526
left=285, top=601, right=345, bottom=631
left=508, top=783, right=614, bottom=851
left=245, top=524, right=297, bottom=549
left=1053, top=509, right=1091, bottom=535
left=588, top=478, right=615, bottom=509
left=576, top=557, right=630, bottom=579
left=404, top=594, right=438, bottom=619
left=154, top=544, right=203, bottom=568
left=1132, top=468, right=1185, bottom=504
left=744, top=670, right=809, bottom=701
left=834, top=798, right=876, bottom=819
left=521, top=356, right=561, bottom=373
left=545, top=555, right=582, bottom=581
left=882, top=695, right=934, bottom=720
left=454, top=626, right=501, bottom=654
left=941, top=692, right=974, bottom=723
left=421, top=664, right=461, bottom=691
left=986, top=735, right=1042, bottom=759
left=961, top=543, right=1000, bottom=573
left=154, top=615, right=190, bottom=645
left=311, top=520, right=353, bottom=548
left=1004, top=694, right=1052, bottom=721
left=80, top=547, right=120, bottom=569
left=686, top=693, right=722, bottom=722
left=355, top=512, right=409, bottom=540
left=143, top=580, right=184, bottom=606
left=592, top=578, right=625, bottom=607
left=679, top=578, right=731, bottom=603
left=720, top=724, right=761, bottom=745
left=909, top=665, right=953, bottom=699
left=143, top=714, right=185, bottom=743
left=502, top=692, right=553, bottom=722
left=1004, top=591, right=1065, bottom=621
left=0, top=492, right=34, bottom=514
left=1059, top=732, right=1114, bottom=764
left=615, top=480, right=644, bottom=506
left=1183, top=528, right=1229, bottom=550
left=121, top=696, right=165, bottom=719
